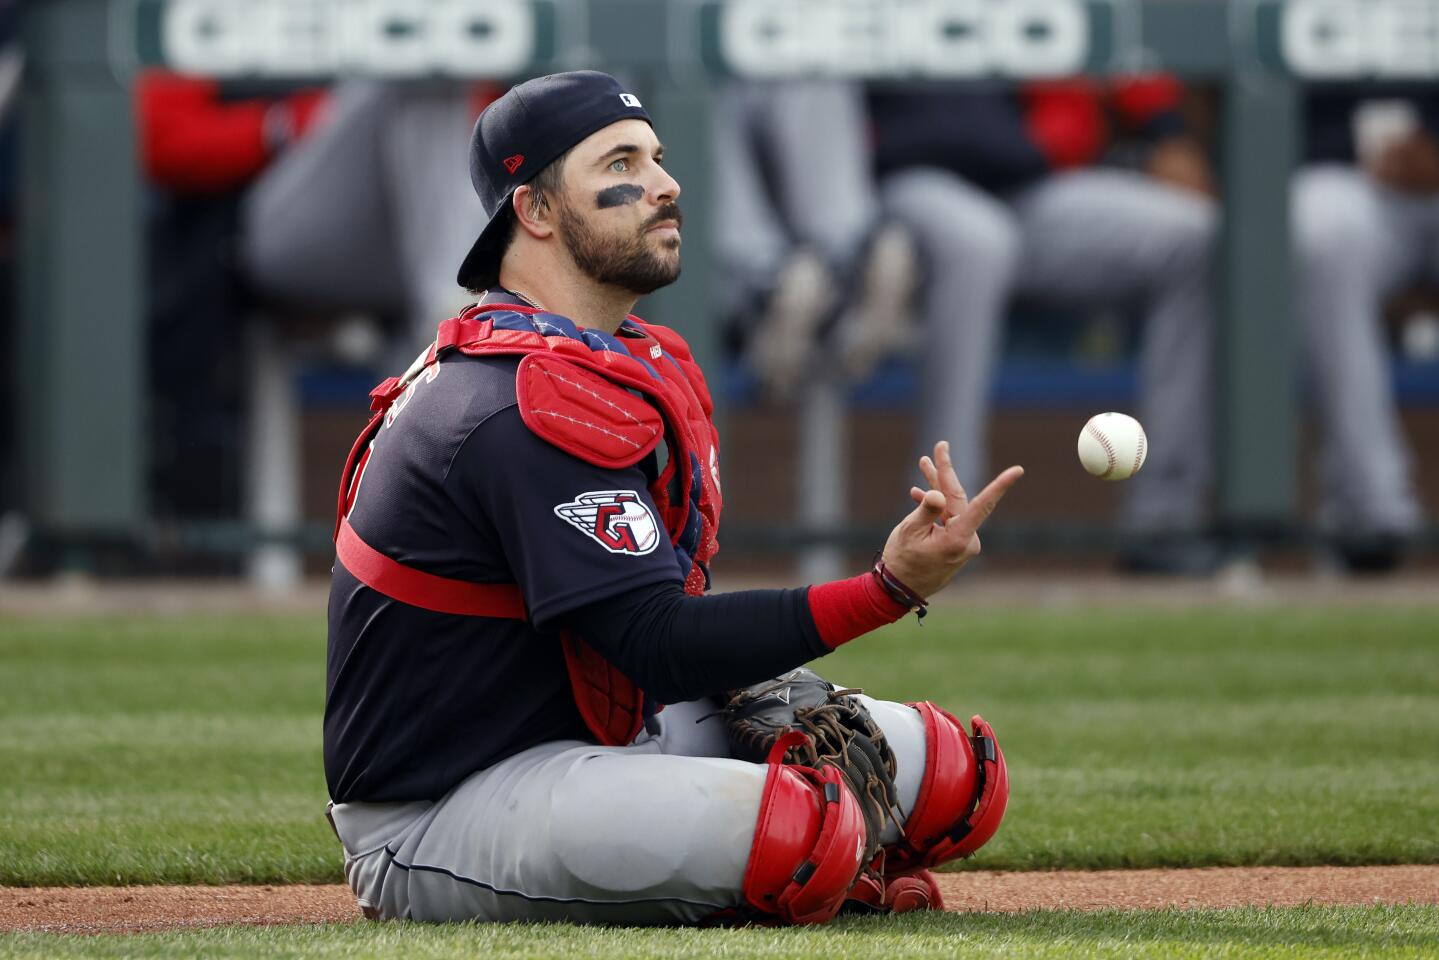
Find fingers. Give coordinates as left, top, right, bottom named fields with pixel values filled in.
left=917, top=457, right=949, bottom=522
left=903, top=488, right=947, bottom=532
left=933, top=441, right=969, bottom=509
left=918, top=442, right=968, bottom=523
left=960, top=465, right=1025, bottom=529
left=913, top=444, right=1013, bottom=538
left=918, top=455, right=939, bottom=491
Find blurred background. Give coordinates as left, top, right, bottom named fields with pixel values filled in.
left=4, top=0, right=1439, bottom=592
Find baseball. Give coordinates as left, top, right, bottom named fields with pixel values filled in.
left=1077, top=412, right=1147, bottom=480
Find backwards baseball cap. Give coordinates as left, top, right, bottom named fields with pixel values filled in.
left=456, top=71, right=653, bottom=291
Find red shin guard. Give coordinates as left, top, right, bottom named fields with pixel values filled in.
left=887, top=702, right=1010, bottom=871
left=740, top=744, right=870, bottom=925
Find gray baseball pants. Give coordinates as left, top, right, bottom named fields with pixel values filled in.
left=881, top=168, right=1218, bottom=531
left=712, top=80, right=879, bottom=306
left=1291, top=165, right=1427, bottom=533
left=328, top=695, right=927, bottom=924
left=240, top=80, right=484, bottom=351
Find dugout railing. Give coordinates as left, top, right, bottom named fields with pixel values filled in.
left=12, top=0, right=1439, bottom=578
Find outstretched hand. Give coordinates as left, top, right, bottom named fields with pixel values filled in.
left=879, top=441, right=1024, bottom=599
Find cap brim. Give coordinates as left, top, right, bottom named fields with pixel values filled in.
left=456, top=201, right=515, bottom=291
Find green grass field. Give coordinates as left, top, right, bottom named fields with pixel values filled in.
left=2, top=604, right=1437, bottom=956
left=2, top=907, right=1438, bottom=959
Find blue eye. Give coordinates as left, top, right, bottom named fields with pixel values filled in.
left=610, top=158, right=628, bottom=173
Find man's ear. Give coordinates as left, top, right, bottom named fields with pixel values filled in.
left=511, top=184, right=555, bottom=240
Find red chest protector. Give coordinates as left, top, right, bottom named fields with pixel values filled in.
left=333, top=304, right=723, bottom=747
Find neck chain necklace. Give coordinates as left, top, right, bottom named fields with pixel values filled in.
left=508, top=288, right=544, bottom=310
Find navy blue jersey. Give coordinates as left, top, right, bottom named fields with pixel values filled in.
left=325, top=346, right=684, bottom=803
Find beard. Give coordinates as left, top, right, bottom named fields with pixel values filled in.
left=558, top=200, right=683, bottom=295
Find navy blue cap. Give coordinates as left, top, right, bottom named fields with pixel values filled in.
left=456, top=71, right=653, bottom=290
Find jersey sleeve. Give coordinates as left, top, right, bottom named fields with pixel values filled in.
left=449, top=404, right=684, bottom=629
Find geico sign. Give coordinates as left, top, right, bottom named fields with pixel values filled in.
left=1283, top=0, right=1439, bottom=77
left=160, top=0, right=536, bottom=77
left=720, top=0, right=1091, bottom=77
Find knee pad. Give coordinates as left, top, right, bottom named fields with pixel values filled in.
left=886, top=702, right=1009, bottom=871
left=740, top=741, right=870, bottom=925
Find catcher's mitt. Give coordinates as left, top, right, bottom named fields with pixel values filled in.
left=721, top=668, right=901, bottom=865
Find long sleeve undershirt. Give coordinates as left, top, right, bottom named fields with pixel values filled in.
left=555, top=581, right=831, bottom=705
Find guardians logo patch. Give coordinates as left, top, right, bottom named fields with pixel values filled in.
left=554, top=490, right=661, bottom=556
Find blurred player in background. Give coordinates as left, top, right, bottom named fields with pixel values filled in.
left=138, top=73, right=496, bottom=526
left=712, top=80, right=915, bottom=399
left=137, top=71, right=331, bottom=523
left=1292, top=85, right=1437, bottom=572
left=868, top=76, right=1219, bottom=573
left=237, top=79, right=492, bottom=350
left=140, top=72, right=494, bottom=350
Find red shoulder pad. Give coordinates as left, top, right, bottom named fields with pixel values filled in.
left=516, top=354, right=663, bottom=469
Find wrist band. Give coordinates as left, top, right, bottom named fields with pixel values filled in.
left=872, top=555, right=929, bottom=622
left=807, top=573, right=909, bottom=649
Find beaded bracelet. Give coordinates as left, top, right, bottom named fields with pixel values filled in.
left=872, top=555, right=929, bottom=622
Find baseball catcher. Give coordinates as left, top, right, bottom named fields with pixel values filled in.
left=324, top=71, right=1023, bottom=926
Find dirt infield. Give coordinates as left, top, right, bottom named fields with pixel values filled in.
left=936, top=866, right=1439, bottom=912
left=3, top=866, right=1436, bottom=934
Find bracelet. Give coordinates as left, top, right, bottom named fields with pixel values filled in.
left=872, top=554, right=929, bottom=622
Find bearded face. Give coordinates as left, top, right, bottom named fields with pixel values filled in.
left=557, top=196, right=683, bottom=296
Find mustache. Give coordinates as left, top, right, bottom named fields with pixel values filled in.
left=643, top=203, right=683, bottom=232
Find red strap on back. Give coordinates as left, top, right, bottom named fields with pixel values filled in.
left=336, top=517, right=649, bottom=745
left=335, top=518, right=528, bottom=620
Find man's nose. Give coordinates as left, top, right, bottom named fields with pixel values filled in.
left=652, top=167, right=681, bottom=204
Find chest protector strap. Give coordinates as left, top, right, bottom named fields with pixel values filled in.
left=335, top=519, right=528, bottom=620
left=332, top=304, right=722, bottom=749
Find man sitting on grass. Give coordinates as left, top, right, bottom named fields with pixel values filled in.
left=325, top=71, right=1023, bottom=925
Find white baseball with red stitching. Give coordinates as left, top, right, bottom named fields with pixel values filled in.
left=1077, top=412, right=1147, bottom=480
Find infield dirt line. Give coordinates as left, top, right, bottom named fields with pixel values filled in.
left=2, top=866, right=1436, bottom=934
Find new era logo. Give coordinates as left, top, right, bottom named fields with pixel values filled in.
left=619, top=93, right=642, bottom=108
left=503, top=154, right=525, bottom=174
